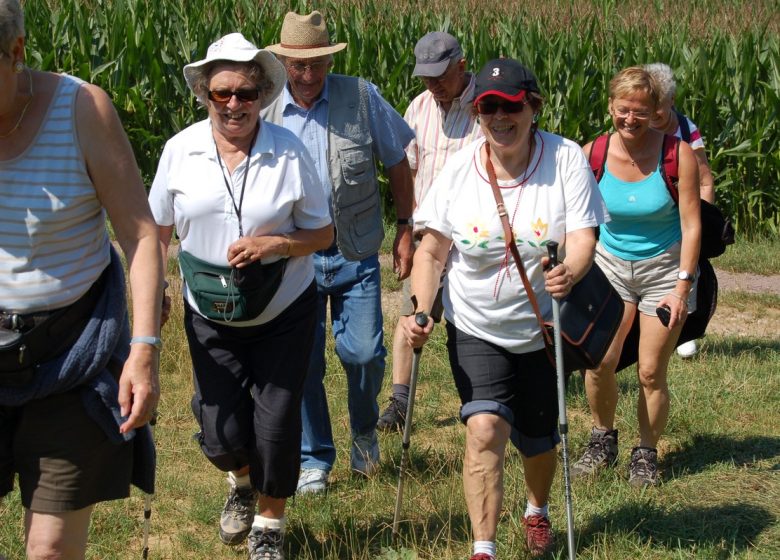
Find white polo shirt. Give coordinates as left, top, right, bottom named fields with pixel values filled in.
left=149, top=118, right=332, bottom=325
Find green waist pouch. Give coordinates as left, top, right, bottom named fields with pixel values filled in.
left=179, top=250, right=286, bottom=322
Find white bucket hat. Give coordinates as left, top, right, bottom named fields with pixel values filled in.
left=183, top=33, right=287, bottom=109
left=265, top=11, right=346, bottom=58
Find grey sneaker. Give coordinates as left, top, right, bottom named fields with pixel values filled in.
left=351, top=430, right=380, bottom=476
left=571, top=427, right=619, bottom=477
left=247, top=526, right=284, bottom=560
left=219, top=481, right=258, bottom=545
left=296, top=468, right=329, bottom=495
left=628, top=446, right=659, bottom=487
left=376, top=396, right=407, bottom=432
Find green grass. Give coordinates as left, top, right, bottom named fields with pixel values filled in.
left=2, top=240, right=778, bottom=559
left=710, top=235, right=780, bottom=275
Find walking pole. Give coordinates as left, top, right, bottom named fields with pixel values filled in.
left=392, top=311, right=429, bottom=543
left=142, top=412, right=158, bottom=559
left=547, top=241, right=576, bottom=560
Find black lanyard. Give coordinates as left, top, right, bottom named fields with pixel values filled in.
left=214, top=125, right=259, bottom=238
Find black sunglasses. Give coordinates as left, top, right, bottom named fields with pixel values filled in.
left=476, top=100, right=526, bottom=115
left=207, top=88, right=261, bottom=103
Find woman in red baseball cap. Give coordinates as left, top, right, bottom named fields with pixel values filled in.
left=403, top=58, right=607, bottom=559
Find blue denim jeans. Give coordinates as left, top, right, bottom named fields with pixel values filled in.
left=300, top=247, right=386, bottom=471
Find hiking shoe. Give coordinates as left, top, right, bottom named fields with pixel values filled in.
left=571, top=427, right=619, bottom=478
left=523, top=514, right=554, bottom=557
left=219, top=481, right=258, bottom=545
left=676, top=339, right=698, bottom=358
left=247, top=526, right=284, bottom=560
left=296, top=468, right=329, bottom=495
left=628, top=446, right=659, bottom=487
left=351, top=430, right=380, bottom=476
left=377, top=396, right=407, bottom=432
left=469, top=554, right=495, bottom=560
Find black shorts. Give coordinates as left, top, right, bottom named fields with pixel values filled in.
left=0, top=388, right=133, bottom=512
left=446, top=321, right=559, bottom=457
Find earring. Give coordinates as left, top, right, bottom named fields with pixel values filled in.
left=13, top=61, right=24, bottom=73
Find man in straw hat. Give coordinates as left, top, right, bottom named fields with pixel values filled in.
left=377, top=31, right=483, bottom=434
left=263, top=11, right=415, bottom=495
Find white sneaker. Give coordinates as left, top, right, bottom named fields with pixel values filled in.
left=296, top=468, right=328, bottom=495
left=676, top=339, right=698, bottom=358
left=351, top=431, right=380, bottom=476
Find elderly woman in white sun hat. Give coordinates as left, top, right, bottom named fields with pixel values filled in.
left=148, top=32, right=333, bottom=560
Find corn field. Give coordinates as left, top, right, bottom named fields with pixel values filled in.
left=21, top=0, right=780, bottom=237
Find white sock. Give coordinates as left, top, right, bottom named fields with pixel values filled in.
left=473, top=540, right=496, bottom=558
left=525, top=502, right=549, bottom=518
left=253, top=514, right=286, bottom=531
left=228, top=470, right=251, bottom=489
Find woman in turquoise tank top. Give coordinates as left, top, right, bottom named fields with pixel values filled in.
left=573, top=66, right=701, bottom=487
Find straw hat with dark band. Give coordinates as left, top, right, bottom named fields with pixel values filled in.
left=265, top=11, right=346, bottom=58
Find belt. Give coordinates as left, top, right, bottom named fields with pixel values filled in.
left=0, top=267, right=107, bottom=376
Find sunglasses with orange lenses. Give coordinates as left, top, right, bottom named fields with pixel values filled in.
left=207, top=88, right=260, bottom=103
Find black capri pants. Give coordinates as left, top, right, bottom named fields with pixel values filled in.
left=446, top=321, right=560, bottom=458
left=184, top=281, right=316, bottom=498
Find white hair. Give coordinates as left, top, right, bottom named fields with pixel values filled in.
left=644, top=62, right=676, bottom=101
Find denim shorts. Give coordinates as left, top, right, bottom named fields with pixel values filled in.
left=446, top=321, right=559, bottom=457
left=596, top=242, right=698, bottom=316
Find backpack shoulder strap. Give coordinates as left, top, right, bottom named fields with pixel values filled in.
left=588, top=134, right=611, bottom=183
left=659, top=134, right=681, bottom=205
left=675, top=109, right=691, bottom=143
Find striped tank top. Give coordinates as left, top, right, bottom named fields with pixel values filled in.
left=0, top=74, right=110, bottom=313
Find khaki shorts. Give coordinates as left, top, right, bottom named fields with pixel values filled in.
left=0, top=388, right=133, bottom=512
left=595, top=242, right=698, bottom=316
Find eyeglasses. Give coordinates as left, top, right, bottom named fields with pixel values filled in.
left=207, top=88, right=261, bottom=103
left=286, top=61, right=329, bottom=75
left=612, top=106, right=653, bottom=120
left=476, top=100, right=527, bottom=115
left=421, top=64, right=456, bottom=86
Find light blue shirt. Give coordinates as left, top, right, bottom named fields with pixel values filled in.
left=278, top=77, right=414, bottom=203
left=598, top=163, right=681, bottom=260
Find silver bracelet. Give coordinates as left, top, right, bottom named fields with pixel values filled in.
left=130, top=336, right=162, bottom=350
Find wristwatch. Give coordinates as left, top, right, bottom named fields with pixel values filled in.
left=677, top=270, right=695, bottom=282
left=396, top=218, right=413, bottom=227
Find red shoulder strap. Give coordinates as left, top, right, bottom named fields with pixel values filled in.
left=660, top=134, right=680, bottom=205
left=588, top=134, right=610, bottom=182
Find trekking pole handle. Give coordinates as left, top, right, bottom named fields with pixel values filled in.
left=413, top=312, right=429, bottom=356
left=546, top=241, right=559, bottom=269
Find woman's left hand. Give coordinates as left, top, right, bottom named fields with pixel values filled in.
left=658, top=292, right=688, bottom=330
left=227, top=235, right=287, bottom=267
left=542, top=259, right=575, bottom=299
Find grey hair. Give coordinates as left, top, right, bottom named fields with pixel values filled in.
left=0, top=0, right=24, bottom=57
left=190, top=61, right=275, bottom=106
left=644, top=62, right=676, bottom=101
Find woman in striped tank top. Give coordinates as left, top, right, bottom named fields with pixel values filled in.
left=0, top=0, right=164, bottom=557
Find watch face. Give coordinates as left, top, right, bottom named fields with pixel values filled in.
left=678, top=271, right=693, bottom=281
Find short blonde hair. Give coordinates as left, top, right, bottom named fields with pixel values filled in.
left=608, top=66, right=661, bottom=110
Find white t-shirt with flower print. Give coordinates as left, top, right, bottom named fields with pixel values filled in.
left=414, top=131, right=609, bottom=353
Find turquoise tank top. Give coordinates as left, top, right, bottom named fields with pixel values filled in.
left=598, top=164, right=681, bottom=260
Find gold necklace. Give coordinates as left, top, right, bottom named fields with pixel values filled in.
left=0, top=68, right=33, bottom=139
left=616, top=132, right=637, bottom=166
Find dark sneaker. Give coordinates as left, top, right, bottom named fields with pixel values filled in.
left=377, top=396, right=407, bottom=432
left=628, top=446, right=659, bottom=487
left=523, top=514, right=554, bottom=557
left=219, top=481, right=257, bottom=545
left=469, top=554, right=495, bottom=560
left=351, top=431, right=380, bottom=476
left=247, top=526, right=284, bottom=560
left=571, top=427, right=619, bottom=477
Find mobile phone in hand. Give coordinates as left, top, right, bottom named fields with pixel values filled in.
left=656, top=305, right=671, bottom=327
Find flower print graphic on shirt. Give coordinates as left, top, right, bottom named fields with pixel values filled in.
left=526, top=217, right=550, bottom=248
left=459, top=219, right=494, bottom=250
